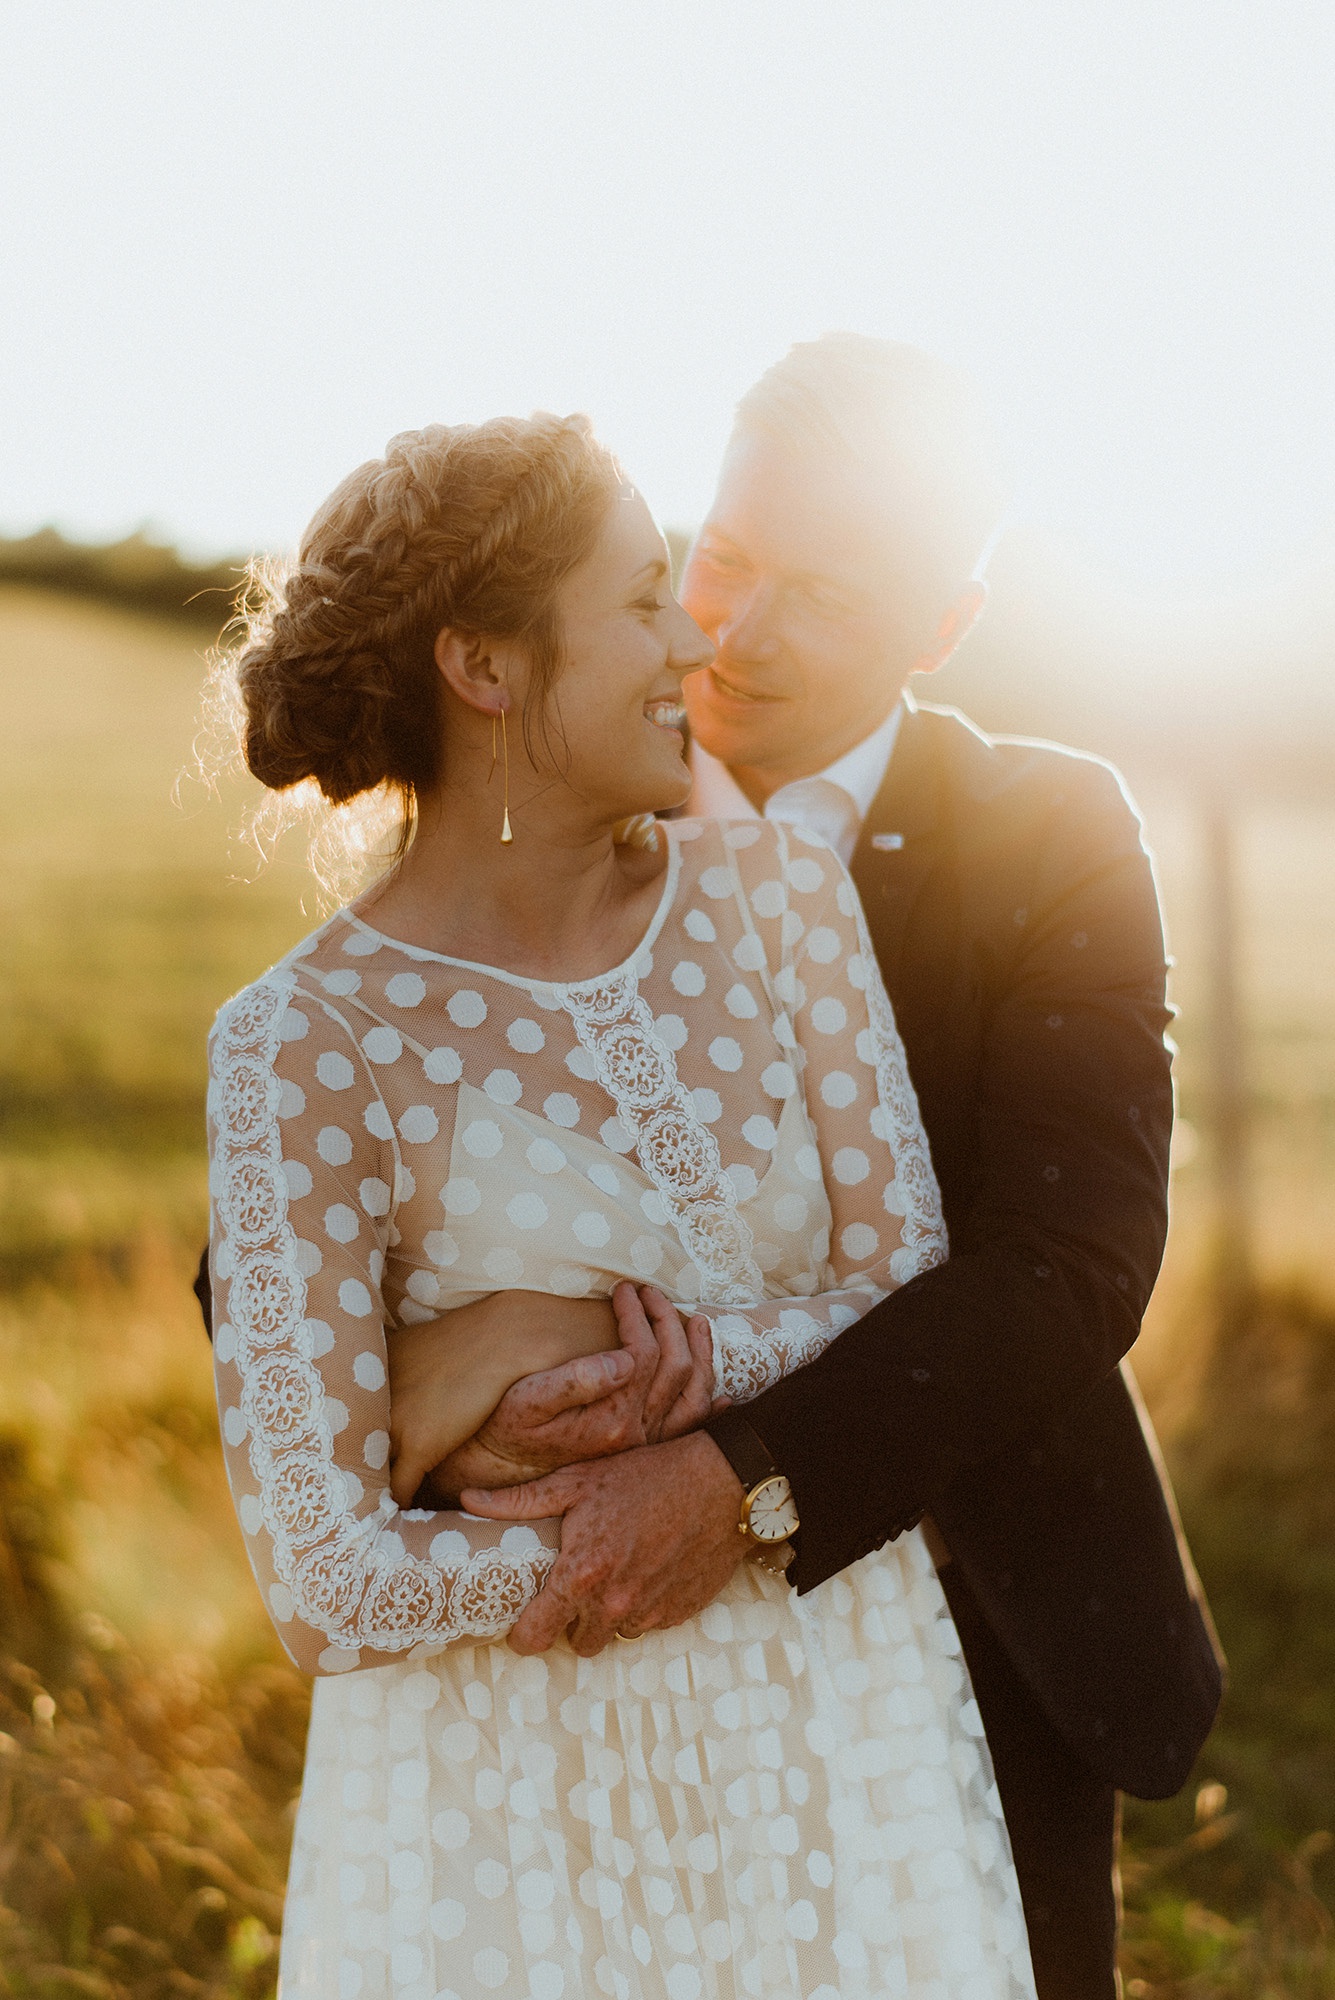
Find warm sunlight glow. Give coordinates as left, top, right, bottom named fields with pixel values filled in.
left=2, top=1, right=1331, bottom=599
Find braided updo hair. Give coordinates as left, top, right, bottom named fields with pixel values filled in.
left=203, top=413, right=625, bottom=897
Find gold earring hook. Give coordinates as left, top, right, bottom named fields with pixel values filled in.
left=499, top=708, right=513, bottom=845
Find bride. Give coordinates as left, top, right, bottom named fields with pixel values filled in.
left=206, top=412, right=1036, bottom=1999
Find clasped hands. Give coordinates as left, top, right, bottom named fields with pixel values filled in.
left=387, top=1282, right=748, bottom=1657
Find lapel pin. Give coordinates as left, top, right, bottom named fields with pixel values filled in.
left=871, top=832, right=905, bottom=852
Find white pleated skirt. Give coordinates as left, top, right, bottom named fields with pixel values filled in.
left=280, top=1529, right=1035, bottom=2000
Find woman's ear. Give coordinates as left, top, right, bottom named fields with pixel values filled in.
left=433, top=627, right=512, bottom=715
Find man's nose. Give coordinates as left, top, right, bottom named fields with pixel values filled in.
left=670, top=601, right=715, bottom=676
left=717, top=586, right=780, bottom=665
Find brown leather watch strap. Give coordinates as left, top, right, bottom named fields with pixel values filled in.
left=703, top=1406, right=780, bottom=1492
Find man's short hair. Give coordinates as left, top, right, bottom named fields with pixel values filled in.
left=734, top=333, right=1010, bottom=574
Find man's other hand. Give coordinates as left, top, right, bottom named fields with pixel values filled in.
left=459, top=1429, right=748, bottom=1656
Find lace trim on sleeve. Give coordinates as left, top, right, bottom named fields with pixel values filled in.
left=706, top=1297, right=872, bottom=1403
left=212, top=973, right=553, bottom=1663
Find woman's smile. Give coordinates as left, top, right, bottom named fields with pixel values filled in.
left=643, top=694, right=687, bottom=734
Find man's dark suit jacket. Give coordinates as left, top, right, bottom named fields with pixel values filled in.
left=746, top=694, right=1223, bottom=1802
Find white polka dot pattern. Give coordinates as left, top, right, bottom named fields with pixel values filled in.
left=284, top=1540, right=1033, bottom=2000
left=208, top=822, right=1024, bottom=2000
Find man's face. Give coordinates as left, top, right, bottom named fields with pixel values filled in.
left=680, top=431, right=955, bottom=799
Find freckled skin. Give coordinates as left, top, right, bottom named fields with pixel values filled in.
left=463, top=1430, right=745, bottom=1656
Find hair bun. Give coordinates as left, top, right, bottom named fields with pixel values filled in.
left=239, top=634, right=401, bottom=805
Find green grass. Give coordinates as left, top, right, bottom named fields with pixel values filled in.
left=1, top=584, right=1333, bottom=1996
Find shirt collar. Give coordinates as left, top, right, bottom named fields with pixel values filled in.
left=797, top=701, right=903, bottom=823
left=687, top=700, right=904, bottom=831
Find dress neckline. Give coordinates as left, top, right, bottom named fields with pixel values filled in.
left=338, top=831, right=683, bottom=993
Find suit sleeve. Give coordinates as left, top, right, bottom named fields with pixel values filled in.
left=745, top=760, right=1175, bottom=1592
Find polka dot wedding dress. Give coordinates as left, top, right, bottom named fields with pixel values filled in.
left=208, top=819, right=1036, bottom=2000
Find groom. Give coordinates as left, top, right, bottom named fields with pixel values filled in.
left=450, top=336, right=1224, bottom=1999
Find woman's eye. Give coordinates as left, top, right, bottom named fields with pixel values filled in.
left=636, top=597, right=667, bottom=615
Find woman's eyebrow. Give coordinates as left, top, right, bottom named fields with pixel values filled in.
left=628, top=558, right=668, bottom=584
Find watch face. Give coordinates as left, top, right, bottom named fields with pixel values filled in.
left=746, top=1474, right=799, bottom=1543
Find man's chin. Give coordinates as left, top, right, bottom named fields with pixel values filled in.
left=685, top=697, right=792, bottom=771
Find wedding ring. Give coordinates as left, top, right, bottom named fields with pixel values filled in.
left=615, top=1630, right=639, bottom=1643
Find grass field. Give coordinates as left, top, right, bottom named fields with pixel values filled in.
left=1, top=584, right=1333, bottom=1996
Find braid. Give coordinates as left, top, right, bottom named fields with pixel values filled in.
left=210, top=413, right=623, bottom=839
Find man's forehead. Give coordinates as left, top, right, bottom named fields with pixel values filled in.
left=705, top=432, right=917, bottom=577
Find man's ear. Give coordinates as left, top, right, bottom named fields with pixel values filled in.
left=433, top=627, right=510, bottom=714
left=908, top=580, right=987, bottom=679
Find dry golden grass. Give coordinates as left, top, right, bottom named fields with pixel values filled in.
left=0, top=588, right=316, bottom=1993
left=1, top=585, right=1332, bottom=1995
left=0, top=588, right=311, bottom=1661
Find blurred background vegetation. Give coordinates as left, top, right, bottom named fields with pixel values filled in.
left=0, top=532, right=1332, bottom=1996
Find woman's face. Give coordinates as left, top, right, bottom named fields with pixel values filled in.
left=534, top=491, right=713, bottom=821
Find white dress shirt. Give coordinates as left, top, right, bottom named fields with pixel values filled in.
left=686, top=702, right=903, bottom=864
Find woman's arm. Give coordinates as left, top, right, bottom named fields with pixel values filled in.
left=387, top=1283, right=716, bottom=1505
left=209, top=970, right=562, bottom=1676
left=387, top=1289, right=619, bottom=1494
left=686, top=823, right=947, bottom=1400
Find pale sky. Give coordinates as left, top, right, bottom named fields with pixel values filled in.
left=2, top=0, right=1332, bottom=594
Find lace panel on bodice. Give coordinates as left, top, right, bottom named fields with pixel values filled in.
left=557, top=965, right=766, bottom=1306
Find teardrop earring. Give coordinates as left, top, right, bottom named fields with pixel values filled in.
left=490, top=710, right=514, bottom=845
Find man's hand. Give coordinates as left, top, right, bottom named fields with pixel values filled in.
left=392, top=1284, right=716, bottom=1507
left=427, top=1348, right=638, bottom=1499
left=389, top=1288, right=616, bottom=1505
left=460, top=1428, right=748, bottom=1656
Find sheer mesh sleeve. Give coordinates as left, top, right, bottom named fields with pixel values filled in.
left=207, top=969, right=558, bottom=1676
left=696, top=824, right=948, bottom=1402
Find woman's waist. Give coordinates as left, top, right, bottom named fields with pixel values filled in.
left=385, top=1138, right=832, bottom=1324
left=385, top=1253, right=829, bottom=1326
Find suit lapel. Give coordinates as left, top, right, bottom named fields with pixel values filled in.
left=850, top=697, right=946, bottom=997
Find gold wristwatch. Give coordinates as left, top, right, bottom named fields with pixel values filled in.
left=705, top=1407, right=798, bottom=1571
